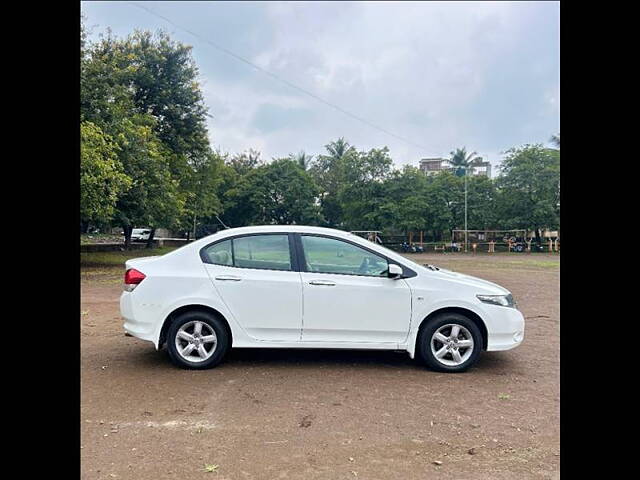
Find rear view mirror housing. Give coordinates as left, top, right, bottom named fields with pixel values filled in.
left=388, top=263, right=404, bottom=279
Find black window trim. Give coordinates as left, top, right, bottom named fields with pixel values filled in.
left=293, top=233, right=417, bottom=279
left=200, top=232, right=300, bottom=273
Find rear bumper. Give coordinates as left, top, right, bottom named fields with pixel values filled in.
left=120, top=291, right=158, bottom=348
left=485, top=306, right=525, bottom=351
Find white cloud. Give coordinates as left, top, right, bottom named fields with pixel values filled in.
left=82, top=0, right=560, bottom=169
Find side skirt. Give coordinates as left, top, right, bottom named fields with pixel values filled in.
left=231, top=340, right=405, bottom=352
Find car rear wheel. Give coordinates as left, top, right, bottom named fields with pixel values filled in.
left=417, top=313, right=482, bottom=372
left=166, top=311, right=230, bottom=369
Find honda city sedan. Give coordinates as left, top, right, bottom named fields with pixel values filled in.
left=121, top=225, right=524, bottom=372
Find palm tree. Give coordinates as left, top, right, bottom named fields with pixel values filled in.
left=290, top=150, right=313, bottom=170
left=550, top=133, right=560, bottom=148
left=448, top=147, right=482, bottom=176
left=325, top=137, right=356, bottom=160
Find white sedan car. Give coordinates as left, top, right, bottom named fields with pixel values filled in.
left=121, top=225, right=524, bottom=372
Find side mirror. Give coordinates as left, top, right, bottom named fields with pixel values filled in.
left=388, top=263, right=403, bottom=279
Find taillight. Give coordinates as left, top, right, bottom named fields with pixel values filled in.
left=124, top=268, right=146, bottom=292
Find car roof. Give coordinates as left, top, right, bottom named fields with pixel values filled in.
left=171, top=225, right=359, bottom=255
left=209, top=225, right=355, bottom=237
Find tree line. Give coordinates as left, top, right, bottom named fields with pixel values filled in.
left=81, top=26, right=560, bottom=247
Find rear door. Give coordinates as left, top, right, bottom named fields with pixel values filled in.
left=297, top=234, right=412, bottom=343
left=201, top=233, right=303, bottom=342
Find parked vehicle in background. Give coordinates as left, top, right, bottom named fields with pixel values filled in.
left=401, top=241, right=419, bottom=253
left=508, top=236, right=545, bottom=252
left=130, top=228, right=152, bottom=242
left=120, top=225, right=525, bottom=372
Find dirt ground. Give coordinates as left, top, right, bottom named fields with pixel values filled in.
left=81, top=253, right=560, bottom=479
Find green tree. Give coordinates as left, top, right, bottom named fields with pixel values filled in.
left=550, top=133, right=560, bottom=148
left=371, top=166, right=428, bottom=236
left=81, top=25, right=220, bottom=246
left=309, top=138, right=357, bottom=226
left=215, top=150, right=263, bottom=228
left=465, top=175, right=498, bottom=230
left=181, top=151, right=225, bottom=239
left=247, top=158, right=322, bottom=225
left=228, top=149, right=262, bottom=176
left=340, top=147, right=394, bottom=230
left=113, top=115, right=185, bottom=248
left=424, top=171, right=463, bottom=237
left=119, top=30, right=211, bottom=165
left=81, top=29, right=138, bottom=130
left=289, top=151, right=313, bottom=171
left=114, top=30, right=214, bottom=242
left=80, top=121, right=131, bottom=230
left=495, top=144, right=560, bottom=238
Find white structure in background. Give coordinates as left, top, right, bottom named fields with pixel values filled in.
left=418, top=158, right=492, bottom=178
left=472, top=160, right=492, bottom=177
left=419, top=158, right=449, bottom=176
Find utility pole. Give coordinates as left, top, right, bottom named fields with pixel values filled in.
left=464, top=166, right=468, bottom=253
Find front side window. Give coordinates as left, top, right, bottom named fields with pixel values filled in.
left=301, top=236, right=388, bottom=276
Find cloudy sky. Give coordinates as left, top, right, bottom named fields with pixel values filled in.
left=81, top=1, right=559, bottom=172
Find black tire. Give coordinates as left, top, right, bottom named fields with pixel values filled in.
left=166, top=311, right=230, bottom=370
left=416, top=313, right=483, bottom=373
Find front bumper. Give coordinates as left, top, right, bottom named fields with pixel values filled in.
left=484, top=305, right=525, bottom=351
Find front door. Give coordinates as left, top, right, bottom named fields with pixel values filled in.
left=201, top=233, right=303, bottom=342
left=298, top=235, right=412, bottom=343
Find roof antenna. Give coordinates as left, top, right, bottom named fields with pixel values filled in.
left=215, top=214, right=230, bottom=229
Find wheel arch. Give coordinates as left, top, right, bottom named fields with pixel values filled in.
left=159, top=304, right=233, bottom=349
left=417, top=307, right=488, bottom=351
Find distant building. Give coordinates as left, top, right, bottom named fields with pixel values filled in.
left=419, top=158, right=450, bottom=176
left=418, top=157, right=492, bottom=178
left=473, top=160, right=492, bottom=178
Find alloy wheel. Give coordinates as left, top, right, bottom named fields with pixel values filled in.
left=430, top=323, right=474, bottom=366
left=174, top=320, right=218, bottom=363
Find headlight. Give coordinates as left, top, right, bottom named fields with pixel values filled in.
left=476, top=293, right=516, bottom=308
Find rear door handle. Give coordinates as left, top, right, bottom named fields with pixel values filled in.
left=309, top=280, right=336, bottom=286
left=215, top=275, right=242, bottom=281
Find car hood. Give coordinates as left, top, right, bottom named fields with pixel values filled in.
left=417, top=266, right=510, bottom=295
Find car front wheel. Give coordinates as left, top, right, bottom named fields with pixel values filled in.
left=417, top=313, right=483, bottom=372
left=166, top=311, right=230, bottom=369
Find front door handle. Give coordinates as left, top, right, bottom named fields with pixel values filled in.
left=309, top=280, right=336, bottom=286
left=215, top=275, right=242, bottom=281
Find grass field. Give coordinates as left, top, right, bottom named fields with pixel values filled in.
left=80, top=233, right=124, bottom=245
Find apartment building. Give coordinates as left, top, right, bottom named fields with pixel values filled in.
left=418, top=157, right=492, bottom=178
left=418, top=158, right=450, bottom=175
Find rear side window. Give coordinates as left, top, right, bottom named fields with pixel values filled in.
left=201, top=235, right=292, bottom=271
left=202, top=239, right=233, bottom=266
